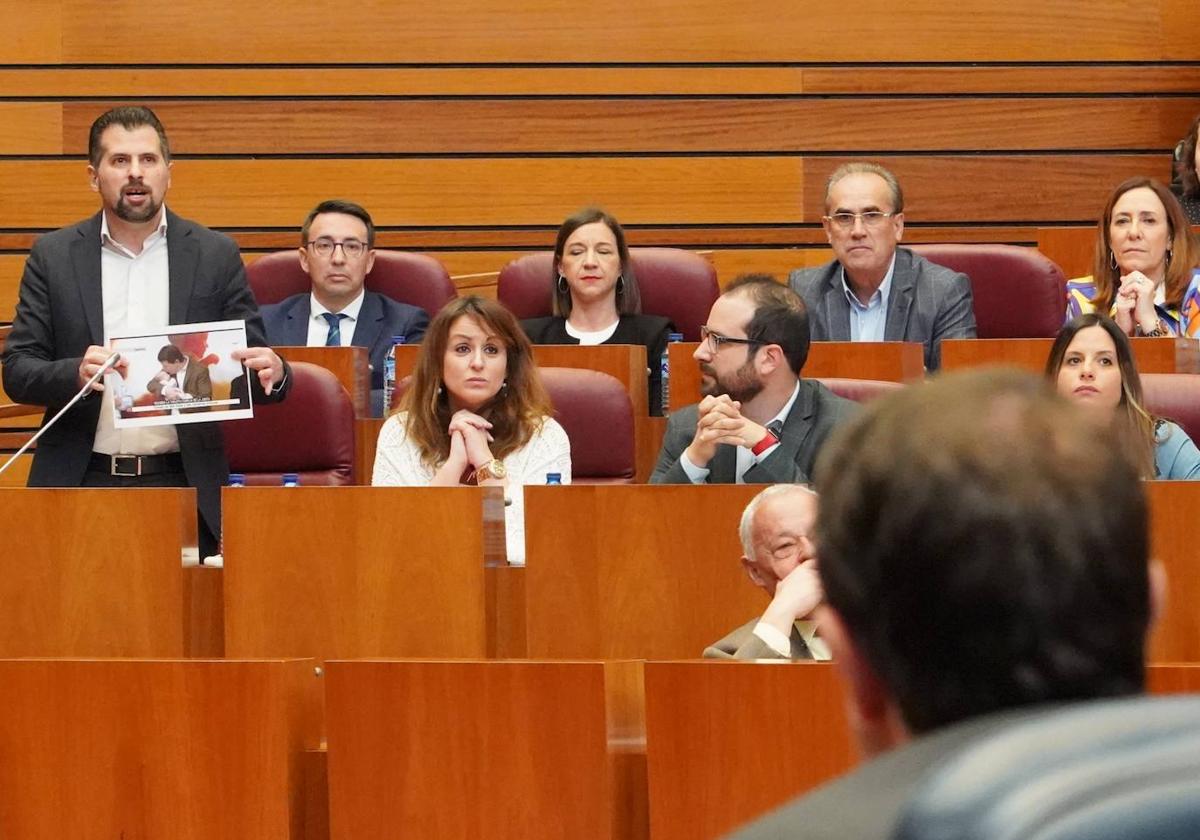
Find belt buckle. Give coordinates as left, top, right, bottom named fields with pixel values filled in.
left=111, top=454, right=142, bottom=477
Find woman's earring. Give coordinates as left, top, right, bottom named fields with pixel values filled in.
left=437, top=384, right=444, bottom=395
left=1166, top=248, right=1173, bottom=267
left=616, top=275, right=625, bottom=296
left=1109, top=250, right=1118, bottom=271
left=556, top=274, right=568, bottom=293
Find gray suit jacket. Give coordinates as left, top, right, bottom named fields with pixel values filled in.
left=787, top=247, right=976, bottom=370
left=649, top=379, right=856, bottom=484
left=2, top=209, right=289, bottom=538
left=703, top=618, right=814, bottom=660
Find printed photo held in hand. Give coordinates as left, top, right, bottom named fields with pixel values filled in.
left=106, top=319, right=254, bottom=427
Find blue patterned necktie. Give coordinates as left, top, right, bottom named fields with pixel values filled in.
left=321, top=312, right=347, bottom=347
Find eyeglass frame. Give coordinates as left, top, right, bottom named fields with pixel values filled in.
left=700, top=325, right=765, bottom=352
left=305, top=237, right=371, bottom=259
left=821, top=210, right=899, bottom=230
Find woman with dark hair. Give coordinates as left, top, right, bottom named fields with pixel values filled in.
left=1046, top=313, right=1200, bottom=480
left=1175, top=112, right=1200, bottom=224
left=1065, top=177, right=1200, bottom=338
left=372, top=296, right=571, bottom=563
left=521, top=207, right=675, bottom=414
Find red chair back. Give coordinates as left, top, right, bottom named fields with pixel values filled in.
left=1143, top=373, right=1200, bottom=444
left=541, top=367, right=636, bottom=484
left=816, top=378, right=905, bottom=403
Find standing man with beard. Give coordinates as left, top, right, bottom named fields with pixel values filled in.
left=2, top=106, right=289, bottom=559
left=650, top=275, right=855, bottom=484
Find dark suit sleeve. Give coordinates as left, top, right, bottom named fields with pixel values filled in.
left=927, top=269, right=977, bottom=370
left=649, top=408, right=699, bottom=484
left=1, top=243, right=85, bottom=407
left=405, top=306, right=430, bottom=343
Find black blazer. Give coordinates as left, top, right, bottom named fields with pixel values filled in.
left=520, top=313, right=674, bottom=415
left=2, top=209, right=290, bottom=538
left=261, top=290, right=429, bottom=416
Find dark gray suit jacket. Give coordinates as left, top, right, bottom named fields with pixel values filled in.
left=703, top=618, right=814, bottom=660
left=649, top=379, right=856, bottom=484
left=261, top=290, right=428, bottom=417
left=2, top=209, right=289, bottom=538
left=787, top=247, right=976, bottom=370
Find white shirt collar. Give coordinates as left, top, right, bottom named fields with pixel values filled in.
left=99, top=205, right=168, bottom=253
left=310, top=288, right=366, bottom=322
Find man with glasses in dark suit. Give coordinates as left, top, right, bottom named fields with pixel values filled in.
left=788, top=162, right=976, bottom=371
left=650, top=275, right=855, bottom=485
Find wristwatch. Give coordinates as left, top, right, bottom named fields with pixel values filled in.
left=750, top=428, right=781, bottom=457
left=476, top=458, right=508, bottom=482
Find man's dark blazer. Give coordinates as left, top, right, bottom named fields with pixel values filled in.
left=261, top=290, right=428, bottom=417
left=787, top=247, right=976, bottom=370
left=1, top=209, right=290, bottom=539
left=649, top=379, right=856, bottom=484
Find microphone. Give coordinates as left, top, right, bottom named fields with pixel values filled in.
left=0, top=352, right=122, bottom=477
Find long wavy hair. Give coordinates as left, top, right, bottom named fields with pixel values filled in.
left=400, top=296, right=553, bottom=468
left=1089, top=177, right=1197, bottom=314
left=1175, top=112, right=1200, bottom=198
left=550, top=207, right=641, bottom=317
left=1045, top=313, right=1157, bottom=478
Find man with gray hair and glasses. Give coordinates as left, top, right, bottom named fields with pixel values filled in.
left=788, top=162, right=976, bottom=370
left=704, top=484, right=829, bottom=660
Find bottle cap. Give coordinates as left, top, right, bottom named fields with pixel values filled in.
left=392, top=335, right=407, bottom=345
left=545, top=472, right=562, bottom=484
left=281, top=472, right=300, bottom=486
left=228, top=473, right=246, bottom=486
left=668, top=332, right=684, bottom=342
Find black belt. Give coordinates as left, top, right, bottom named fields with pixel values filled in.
left=88, top=452, right=184, bottom=477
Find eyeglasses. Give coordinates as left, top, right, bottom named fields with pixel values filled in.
left=700, top=325, right=763, bottom=351
left=823, top=211, right=896, bottom=230
left=306, top=237, right=369, bottom=259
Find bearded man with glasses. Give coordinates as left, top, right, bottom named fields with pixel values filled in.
left=788, top=162, right=976, bottom=370
left=650, top=275, right=856, bottom=485
left=261, top=199, right=429, bottom=416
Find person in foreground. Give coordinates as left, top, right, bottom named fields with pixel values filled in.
left=1, top=105, right=289, bottom=559
left=1065, top=177, right=1200, bottom=337
left=1047, top=313, right=1200, bottom=480
left=787, top=162, right=976, bottom=370
left=704, top=484, right=829, bottom=661
left=520, top=207, right=674, bottom=415
left=260, top=199, right=429, bottom=416
left=650, top=275, right=856, bottom=485
left=371, top=296, right=571, bottom=564
left=731, top=368, right=1159, bottom=840
left=1174, top=111, right=1200, bottom=224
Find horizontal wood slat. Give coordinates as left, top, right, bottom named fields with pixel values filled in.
left=27, top=1, right=1199, bottom=63
left=0, top=66, right=1199, bottom=97
left=42, top=98, right=1200, bottom=156
left=0, top=155, right=1160, bottom=230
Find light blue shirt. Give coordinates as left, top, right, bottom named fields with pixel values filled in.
left=841, top=253, right=896, bottom=342
left=1155, top=421, right=1200, bottom=480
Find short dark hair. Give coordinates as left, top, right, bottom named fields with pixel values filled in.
left=1176, top=112, right=1200, bottom=198
left=88, top=106, right=170, bottom=168
left=722, top=274, right=811, bottom=375
left=157, top=344, right=185, bottom=363
left=814, top=369, right=1150, bottom=734
left=551, top=207, right=641, bottom=317
left=301, top=199, right=376, bottom=249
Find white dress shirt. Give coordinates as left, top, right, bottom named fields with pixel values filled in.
left=306, top=290, right=366, bottom=347
left=842, top=252, right=897, bottom=343
left=94, top=207, right=179, bottom=456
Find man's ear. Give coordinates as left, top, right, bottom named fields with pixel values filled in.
left=816, top=604, right=905, bottom=758
left=364, top=249, right=376, bottom=277
left=298, top=246, right=311, bottom=275
left=741, top=555, right=766, bottom=589
left=757, top=343, right=785, bottom=376
left=87, top=164, right=99, bottom=193
left=892, top=211, right=904, bottom=243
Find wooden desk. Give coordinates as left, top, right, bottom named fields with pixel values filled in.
left=0, top=658, right=320, bottom=840
left=274, top=345, right=370, bottom=417
left=222, top=486, right=489, bottom=662
left=1148, top=482, right=1200, bottom=664
left=325, top=659, right=645, bottom=840
left=941, top=337, right=1195, bottom=374
left=0, top=488, right=195, bottom=657
left=668, top=342, right=924, bottom=412
left=645, top=661, right=853, bottom=840
left=524, top=485, right=765, bottom=659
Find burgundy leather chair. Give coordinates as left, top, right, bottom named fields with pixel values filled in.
left=909, top=244, right=1067, bottom=339
left=497, top=248, right=719, bottom=341
left=224, top=362, right=355, bottom=486
left=541, top=367, right=635, bottom=484
left=1143, top=373, right=1200, bottom=444
left=247, top=250, right=457, bottom=316
left=816, top=378, right=904, bottom=404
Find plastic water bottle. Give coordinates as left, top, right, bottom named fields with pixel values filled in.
left=228, top=473, right=246, bottom=488
left=545, top=472, right=562, bottom=485
left=382, top=334, right=406, bottom=414
left=661, top=332, right=684, bottom=416
left=281, top=473, right=300, bottom=487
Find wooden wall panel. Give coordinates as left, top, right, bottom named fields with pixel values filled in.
left=0, top=105, right=63, bottom=155
left=45, top=1, right=1200, bottom=63
left=55, top=98, right=1200, bottom=156
left=2, top=66, right=1198, bottom=97
left=0, top=256, right=27, bottom=323
left=0, top=155, right=1166, bottom=231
